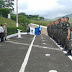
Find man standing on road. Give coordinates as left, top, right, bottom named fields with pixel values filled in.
left=3, top=23, right=7, bottom=41
left=26, top=25, right=30, bottom=34
left=63, top=17, right=72, bottom=55
left=39, top=25, right=41, bottom=35
left=0, top=24, right=4, bottom=42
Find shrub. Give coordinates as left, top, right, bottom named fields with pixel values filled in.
left=7, top=27, right=26, bottom=35
left=0, top=8, right=10, bottom=18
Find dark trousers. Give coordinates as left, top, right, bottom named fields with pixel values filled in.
left=1, top=33, right=4, bottom=42
left=39, top=31, right=41, bottom=34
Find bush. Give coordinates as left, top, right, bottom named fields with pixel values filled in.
left=0, top=8, right=10, bottom=18
left=7, top=26, right=26, bottom=35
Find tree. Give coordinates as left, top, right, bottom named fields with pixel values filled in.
left=0, top=8, right=10, bottom=18
left=39, top=17, right=44, bottom=20
left=0, top=0, right=5, bottom=8
left=11, top=14, right=16, bottom=21
left=5, top=0, right=14, bottom=11
left=18, top=15, right=30, bottom=27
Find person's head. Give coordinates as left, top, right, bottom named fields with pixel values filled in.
left=58, top=19, right=61, bottom=23
left=64, top=17, right=69, bottom=22
left=61, top=17, right=65, bottom=22
left=4, top=23, right=7, bottom=26
left=56, top=20, right=59, bottom=24
left=1, top=24, right=3, bottom=26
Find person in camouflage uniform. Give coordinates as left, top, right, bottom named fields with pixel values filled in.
left=47, top=17, right=72, bottom=56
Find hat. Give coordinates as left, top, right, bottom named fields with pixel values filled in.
left=4, top=23, right=7, bottom=25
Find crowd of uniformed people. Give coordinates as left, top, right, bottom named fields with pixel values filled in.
left=47, top=17, right=72, bottom=55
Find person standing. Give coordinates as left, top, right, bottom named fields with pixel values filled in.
left=39, top=25, right=41, bottom=35
left=26, top=25, right=30, bottom=34
left=0, top=24, right=4, bottom=42
left=64, top=17, right=72, bottom=55
left=3, top=23, right=7, bottom=40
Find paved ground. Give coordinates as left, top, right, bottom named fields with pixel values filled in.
left=0, top=34, right=72, bottom=72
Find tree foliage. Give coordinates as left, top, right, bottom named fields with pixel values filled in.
left=0, top=8, right=10, bottom=18
left=0, top=0, right=14, bottom=11
left=18, top=15, right=30, bottom=27
left=0, top=0, right=5, bottom=8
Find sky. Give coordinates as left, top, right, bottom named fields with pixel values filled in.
left=13, top=0, right=72, bottom=19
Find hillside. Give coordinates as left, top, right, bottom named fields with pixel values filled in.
left=0, top=16, right=16, bottom=27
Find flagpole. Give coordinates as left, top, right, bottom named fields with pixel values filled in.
left=16, top=0, right=18, bottom=27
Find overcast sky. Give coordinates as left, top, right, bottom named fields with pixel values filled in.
left=14, top=0, right=72, bottom=19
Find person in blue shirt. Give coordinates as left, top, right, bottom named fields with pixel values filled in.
left=39, top=25, right=41, bottom=35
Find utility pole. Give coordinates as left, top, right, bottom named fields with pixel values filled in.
left=16, top=0, right=18, bottom=27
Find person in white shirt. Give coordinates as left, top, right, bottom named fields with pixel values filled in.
left=0, top=24, right=4, bottom=42
left=3, top=23, right=7, bottom=40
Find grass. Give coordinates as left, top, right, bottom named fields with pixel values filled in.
left=0, top=16, right=16, bottom=27
left=0, top=16, right=26, bottom=35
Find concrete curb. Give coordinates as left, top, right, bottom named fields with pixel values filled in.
left=7, top=32, right=27, bottom=39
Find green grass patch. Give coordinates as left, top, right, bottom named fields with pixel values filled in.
left=0, top=16, right=27, bottom=35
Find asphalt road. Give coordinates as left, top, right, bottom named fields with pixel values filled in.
left=0, top=34, right=72, bottom=72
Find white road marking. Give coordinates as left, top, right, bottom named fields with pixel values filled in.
left=19, top=35, right=36, bottom=72
left=6, top=41, right=60, bottom=51
left=41, top=35, right=43, bottom=39
left=43, top=43, right=46, bottom=44
left=49, top=70, right=57, bottom=72
left=43, top=47, right=48, bottom=48
left=34, top=45, right=61, bottom=51
left=45, top=54, right=50, bottom=56
left=6, top=41, right=30, bottom=46
left=50, top=37, right=72, bottom=61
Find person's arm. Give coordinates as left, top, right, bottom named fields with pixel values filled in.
left=67, top=29, right=70, bottom=40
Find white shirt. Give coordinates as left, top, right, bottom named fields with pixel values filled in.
left=0, top=26, right=4, bottom=33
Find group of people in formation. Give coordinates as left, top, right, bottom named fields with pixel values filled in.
left=47, top=17, right=72, bottom=55
left=0, top=23, right=7, bottom=42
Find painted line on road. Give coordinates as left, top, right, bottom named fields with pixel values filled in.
left=6, top=41, right=60, bottom=51
left=49, top=70, right=57, bottom=72
left=50, top=37, right=72, bottom=61
left=33, top=45, right=61, bottom=51
left=45, top=54, right=50, bottom=57
left=6, top=41, right=30, bottom=46
left=19, top=35, right=36, bottom=72
left=41, top=34, right=43, bottom=39
left=43, top=43, right=46, bottom=44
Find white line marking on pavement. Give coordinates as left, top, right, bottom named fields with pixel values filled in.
left=19, top=35, right=36, bottom=72
left=6, top=41, right=30, bottom=46
left=41, top=35, right=43, bottom=39
left=43, top=47, right=48, bottom=48
left=33, top=45, right=61, bottom=51
left=49, top=70, right=57, bottom=72
left=45, top=54, right=50, bottom=56
left=43, top=42, right=46, bottom=44
left=50, top=37, right=72, bottom=61
left=6, top=41, right=60, bottom=51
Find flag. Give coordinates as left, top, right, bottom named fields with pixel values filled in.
left=35, top=28, right=39, bottom=35
left=30, top=27, right=39, bottom=35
